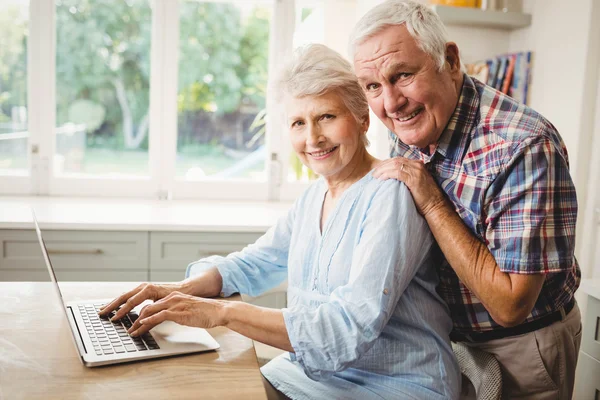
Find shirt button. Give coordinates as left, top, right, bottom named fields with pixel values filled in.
left=220, top=292, right=225, bottom=297
left=383, top=289, right=389, bottom=295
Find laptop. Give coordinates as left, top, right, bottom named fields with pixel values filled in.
left=32, top=210, right=220, bottom=367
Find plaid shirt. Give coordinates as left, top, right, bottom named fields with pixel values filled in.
left=390, top=74, right=581, bottom=334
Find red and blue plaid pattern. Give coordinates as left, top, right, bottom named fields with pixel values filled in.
left=390, top=75, right=581, bottom=334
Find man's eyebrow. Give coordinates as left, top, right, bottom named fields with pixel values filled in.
left=357, top=62, right=413, bottom=83
left=388, top=62, right=412, bottom=73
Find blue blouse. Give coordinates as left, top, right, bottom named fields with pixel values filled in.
left=187, top=172, right=460, bottom=400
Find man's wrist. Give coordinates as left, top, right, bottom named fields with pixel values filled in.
left=422, top=196, right=453, bottom=222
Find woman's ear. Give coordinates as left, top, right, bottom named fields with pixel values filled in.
left=362, top=113, right=370, bottom=134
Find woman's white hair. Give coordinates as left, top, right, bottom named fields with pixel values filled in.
left=349, top=0, right=454, bottom=71
left=270, top=43, right=370, bottom=145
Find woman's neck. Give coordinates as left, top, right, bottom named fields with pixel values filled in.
left=323, top=147, right=379, bottom=199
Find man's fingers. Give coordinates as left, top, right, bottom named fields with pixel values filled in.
left=375, top=163, right=410, bottom=182
left=373, top=157, right=418, bottom=180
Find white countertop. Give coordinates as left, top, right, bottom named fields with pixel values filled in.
left=580, top=279, right=600, bottom=301
left=0, top=196, right=293, bottom=232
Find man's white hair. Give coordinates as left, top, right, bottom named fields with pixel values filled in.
left=270, top=43, right=370, bottom=145
left=349, top=0, right=453, bottom=71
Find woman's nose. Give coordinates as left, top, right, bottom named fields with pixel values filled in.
left=307, top=125, right=324, bottom=146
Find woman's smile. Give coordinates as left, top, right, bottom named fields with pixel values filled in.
left=307, top=146, right=339, bottom=160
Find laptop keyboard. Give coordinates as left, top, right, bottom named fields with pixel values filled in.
left=78, top=304, right=160, bottom=357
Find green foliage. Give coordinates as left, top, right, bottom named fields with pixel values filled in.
left=55, top=0, right=152, bottom=128
left=1, top=1, right=271, bottom=151
left=0, top=5, right=27, bottom=123
left=246, top=108, right=267, bottom=148
left=68, top=99, right=106, bottom=132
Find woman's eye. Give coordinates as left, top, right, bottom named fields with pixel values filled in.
left=320, top=114, right=335, bottom=121
left=291, top=120, right=304, bottom=128
left=366, top=83, right=379, bottom=91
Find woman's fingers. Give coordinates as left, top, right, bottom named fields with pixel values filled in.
left=111, top=286, right=155, bottom=321
left=130, top=310, right=174, bottom=337
left=128, top=294, right=178, bottom=333
left=98, top=284, right=144, bottom=317
left=128, top=293, right=223, bottom=336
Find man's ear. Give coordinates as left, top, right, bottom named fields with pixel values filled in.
left=445, top=42, right=461, bottom=74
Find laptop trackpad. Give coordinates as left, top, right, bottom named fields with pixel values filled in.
left=150, top=321, right=219, bottom=349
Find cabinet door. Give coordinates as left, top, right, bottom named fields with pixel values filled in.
left=0, top=229, right=148, bottom=281
left=149, top=231, right=263, bottom=281
left=582, top=296, right=600, bottom=361
left=573, top=351, right=600, bottom=400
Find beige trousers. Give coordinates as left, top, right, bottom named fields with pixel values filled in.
left=463, top=303, right=582, bottom=400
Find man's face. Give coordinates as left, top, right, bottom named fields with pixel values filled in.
left=353, top=24, right=463, bottom=150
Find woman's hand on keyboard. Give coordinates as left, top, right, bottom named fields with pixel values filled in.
left=127, top=291, right=225, bottom=336
left=98, top=282, right=186, bottom=322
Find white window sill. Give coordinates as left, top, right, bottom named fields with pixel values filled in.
left=0, top=196, right=292, bottom=232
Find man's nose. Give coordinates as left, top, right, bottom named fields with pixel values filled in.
left=383, top=85, right=408, bottom=115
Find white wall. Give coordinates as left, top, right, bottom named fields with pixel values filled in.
left=446, top=26, right=510, bottom=64
left=509, top=0, right=598, bottom=186
left=509, top=0, right=600, bottom=278
left=324, top=0, right=357, bottom=57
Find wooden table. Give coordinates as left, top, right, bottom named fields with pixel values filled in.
left=0, top=282, right=268, bottom=400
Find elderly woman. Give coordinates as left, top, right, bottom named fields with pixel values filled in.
left=100, top=44, right=460, bottom=400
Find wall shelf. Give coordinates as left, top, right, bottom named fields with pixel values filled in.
left=432, top=5, right=532, bottom=30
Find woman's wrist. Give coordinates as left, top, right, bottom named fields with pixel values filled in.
left=219, top=301, right=238, bottom=327
left=179, top=267, right=223, bottom=298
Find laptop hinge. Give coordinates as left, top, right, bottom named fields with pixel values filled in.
left=67, top=306, right=88, bottom=355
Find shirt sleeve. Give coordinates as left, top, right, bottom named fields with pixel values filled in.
left=282, top=180, right=434, bottom=381
left=185, top=206, right=294, bottom=297
left=484, top=136, right=578, bottom=274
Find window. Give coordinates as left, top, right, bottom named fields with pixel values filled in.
left=4, top=0, right=369, bottom=200
left=55, top=0, right=152, bottom=178
left=0, top=1, right=28, bottom=177
left=176, top=1, right=271, bottom=182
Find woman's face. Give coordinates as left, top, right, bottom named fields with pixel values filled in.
left=285, top=91, right=368, bottom=180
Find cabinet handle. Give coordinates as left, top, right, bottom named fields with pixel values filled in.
left=47, top=248, right=104, bottom=255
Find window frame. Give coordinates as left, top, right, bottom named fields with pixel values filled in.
left=3, top=0, right=374, bottom=200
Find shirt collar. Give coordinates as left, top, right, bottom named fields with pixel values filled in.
left=435, top=74, right=480, bottom=161
left=389, top=74, right=480, bottom=163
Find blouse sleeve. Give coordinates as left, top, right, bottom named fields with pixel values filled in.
left=186, top=206, right=295, bottom=297
left=282, top=180, right=434, bottom=380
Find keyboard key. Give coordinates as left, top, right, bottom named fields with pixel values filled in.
left=124, top=345, right=137, bottom=352
left=102, top=349, right=114, bottom=355
left=114, top=347, right=126, bottom=354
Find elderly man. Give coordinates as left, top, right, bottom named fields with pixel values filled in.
left=351, top=1, right=581, bottom=399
